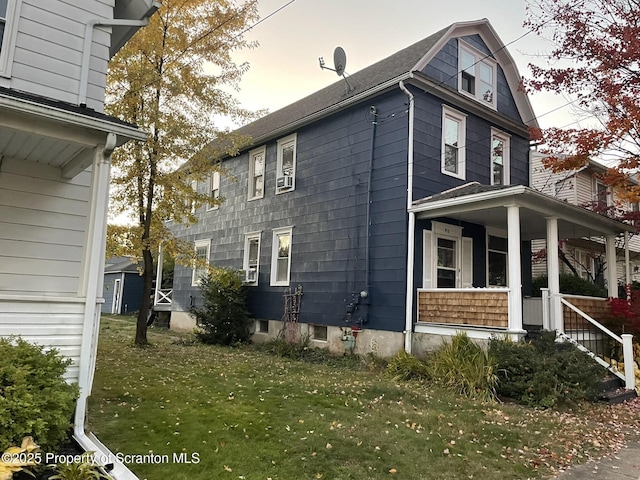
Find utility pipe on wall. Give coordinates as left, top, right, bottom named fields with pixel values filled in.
left=364, top=105, right=377, bottom=308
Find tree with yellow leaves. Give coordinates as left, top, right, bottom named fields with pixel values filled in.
left=106, top=0, right=258, bottom=345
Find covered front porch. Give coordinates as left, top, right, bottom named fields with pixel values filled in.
left=407, top=184, right=636, bottom=389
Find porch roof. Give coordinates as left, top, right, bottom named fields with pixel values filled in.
left=409, top=183, right=635, bottom=240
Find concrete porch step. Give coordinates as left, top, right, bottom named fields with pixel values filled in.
left=599, top=375, right=637, bottom=405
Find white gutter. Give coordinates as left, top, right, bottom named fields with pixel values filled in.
left=73, top=134, right=139, bottom=480
left=79, top=18, right=151, bottom=106
left=399, top=80, right=415, bottom=354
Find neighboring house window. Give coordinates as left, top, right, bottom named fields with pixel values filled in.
left=0, top=0, right=19, bottom=77
left=243, top=232, right=261, bottom=285
left=192, top=239, right=210, bottom=286
left=248, top=147, right=265, bottom=200
left=276, top=134, right=296, bottom=193
left=458, top=42, right=497, bottom=107
left=423, top=222, right=472, bottom=289
left=487, top=234, right=508, bottom=287
left=594, top=179, right=610, bottom=209
left=441, top=106, right=466, bottom=179
left=186, top=180, right=197, bottom=214
left=574, top=249, right=594, bottom=281
left=490, top=129, right=510, bottom=186
left=271, top=227, right=293, bottom=286
left=207, top=172, right=220, bottom=210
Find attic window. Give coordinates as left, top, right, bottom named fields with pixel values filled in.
left=458, top=42, right=497, bottom=108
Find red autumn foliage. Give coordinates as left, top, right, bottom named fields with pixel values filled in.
left=606, top=292, right=640, bottom=337
left=524, top=0, right=640, bottom=202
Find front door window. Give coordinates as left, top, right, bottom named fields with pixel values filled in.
left=437, top=238, right=457, bottom=287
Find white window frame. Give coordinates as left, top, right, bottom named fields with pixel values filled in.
left=594, top=178, right=611, bottom=208
left=243, top=231, right=261, bottom=285
left=441, top=106, right=466, bottom=180
left=270, top=226, right=293, bottom=286
left=207, top=171, right=220, bottom=210
left=490, top=128, right=510, bottom=186
left=458, top=41, right=497, bottom=109
left=574, top=248, right=595, bottom=281
left=486, top=228, right=508, bottom=287
left=248, top=146, right=266, bottom=201
left=276, top=133, right=297, bottom=194
left=0, top=0, right=21, bottom=78
left=192, top=239, right=211, bottom=286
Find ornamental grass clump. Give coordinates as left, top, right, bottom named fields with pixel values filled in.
left=0, top=338, right=78, bottom=453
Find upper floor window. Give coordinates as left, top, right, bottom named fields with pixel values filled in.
left=441, top=106, right=466, bottom=180
left=207, top=172, right=220, bottom=210
left=192, top=239, right=210, bottom=286
left=0, top=0, right=19, bottom=77
left=0, top=1, right=7, bottom=52
left=491, top=129, right=510, bottom=186
left=271, top=227, right=293, bottom=286
left=276, top=134, right=297, bottom=193
left=459, top=42, right=497, bottom=108
left=248, top=147, right=265, bottom=200
left=243, top=232, right=261, bottom=285
left=594, top=178, right=610, bottom=209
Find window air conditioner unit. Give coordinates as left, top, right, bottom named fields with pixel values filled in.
left=277, top=174, right=293, bottom=190
left=245, top=268, right=258, bottom=283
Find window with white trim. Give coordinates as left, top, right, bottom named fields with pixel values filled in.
left=594, top=178, right=610, bottom=209
left=458, top=42, right=497, bottom=107
left=248, top=147, right=265, bottom=200
left=270, top=227, right=292, bottom=286
left=243, top=232, right=261, bottom=285
left=423, top=222, right=473, bottom=289
left=192, top=239, right=210, bottom=286
left=0, top=0, right=20, bottom=77
left=276, top=134, right=296, bottom=193
left=487, top=234, right=508, bottom=287
left=441, top=106, right=466, bottom=179
left=490, top=129, right=510, bottom=186
left=207, top=172, right=220, bottom=210
left=574, top=248, right=594, bottom=281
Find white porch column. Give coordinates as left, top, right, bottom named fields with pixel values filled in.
left=507, top=205, right=523, bottom=333
left=546, top=217, right=562, bottom=332
left=606, top=234, right=618, bottom=298
left=625, top=231, right=631, bottom=298
left=154, top=242, right=164, bottom=305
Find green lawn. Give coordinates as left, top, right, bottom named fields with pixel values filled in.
left=89, top=316, right=640, bottom=480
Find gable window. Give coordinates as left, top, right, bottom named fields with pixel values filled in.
left=207, top=172, right=220, bottom=210
left=0, top=0, right=19, bottom=77
left=491, top=129, right=510, bottom=186
left=487, top=234, right=508, bottom=287
left=276, top=134, right=296, bottom=193
left=270, top=227, right=293, bottom=286
left=248, top=147, right=265, bottom=200
left=192, top=239, right=210, bottom=286
left=459, top=42, right=497, bottom=107
left=441, top=106, right=466, bottom=179
left=243, top=232, right=261, bottom=285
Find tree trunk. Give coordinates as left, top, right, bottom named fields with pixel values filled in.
left=135, top=246, right=154, bottom=345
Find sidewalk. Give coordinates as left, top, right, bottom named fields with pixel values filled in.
left=552, top=442, right=640, bottom=479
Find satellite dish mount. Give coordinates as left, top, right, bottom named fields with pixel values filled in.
left=319, top=46, right=352, bottom=92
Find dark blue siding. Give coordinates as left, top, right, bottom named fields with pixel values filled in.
left=121, top=273, right=143, bottom=314
left=171, top=91, right=409, bottom=332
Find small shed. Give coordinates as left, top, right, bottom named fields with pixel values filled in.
left=102, top=257, right=144, bottom=314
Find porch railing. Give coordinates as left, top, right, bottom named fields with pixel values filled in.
left=559, top=295, right=635, bottom=390
left=417, top=288, right=509, bottom=328
left=154, top=288, right=173, bottom=306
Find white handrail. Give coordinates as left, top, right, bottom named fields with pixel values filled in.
left=560, top=298, right=623, bottom=343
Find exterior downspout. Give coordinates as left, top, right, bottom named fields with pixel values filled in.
left=399, top=80, right=415, bottom=354
left=364, top=106, right=377, bottom=310
left=73, top=133, right=138, bottom=480
left=79, top=18, right=151, bottom=106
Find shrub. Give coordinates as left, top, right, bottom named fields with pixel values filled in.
left=489, top=331, right=605, bottom=408
left=191, top=268, right=252, bottom=346
left=532, top=274, right=607, bottom=298
left=385, top=350, right=430, bottom=382
left=429, top=333, right=498, bottom=402
left=0, top=338, right=79, bottom=452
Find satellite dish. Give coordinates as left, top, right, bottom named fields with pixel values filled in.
left=333, top=47, right=346, bottom=76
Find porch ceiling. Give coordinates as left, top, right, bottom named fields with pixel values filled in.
left=409, top=185, right=635, bottom=240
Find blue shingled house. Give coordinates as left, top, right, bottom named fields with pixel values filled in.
left=159, top=18, right=636, bottom=378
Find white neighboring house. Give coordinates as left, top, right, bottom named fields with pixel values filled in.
left=0, top=1, right=158, bottom=479
left=530, top=151, right=640, bottom=286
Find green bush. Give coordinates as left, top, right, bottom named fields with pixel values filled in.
left=191, top=268, right=253, bottom=346
left=489, top=331, right=605, bottom=408
left=385, top=350, right=430, bottom=382
left=429, top=333, right=498, bottom=402
left=532, top=274, right=607, bottom=298
left=0, top=338, right=79, bottom=452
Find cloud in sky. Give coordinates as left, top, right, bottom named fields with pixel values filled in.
left=217, top=0, right=588, bottom=131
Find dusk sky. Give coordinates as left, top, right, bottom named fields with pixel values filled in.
left=223, top=0, right=583, bottom=131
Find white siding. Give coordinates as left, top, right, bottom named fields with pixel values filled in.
left=574, top=172, right=594, bottom=206
left=0, top=297, right=85, bottom=380
left=6, top=0, right=113, bottom=111
left=0, top=156, right=90, bottom=295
